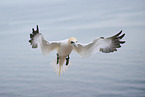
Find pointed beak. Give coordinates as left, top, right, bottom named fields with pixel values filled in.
left=73, top=43, right=78, bottom=48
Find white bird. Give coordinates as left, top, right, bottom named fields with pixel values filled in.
left=29, top=25, right=125, bottom=75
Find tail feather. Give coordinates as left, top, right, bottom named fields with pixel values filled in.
left=59, top=65, right=62, bottom=76
left=58, top=57, right=65, bottom=76
left=50, top=57, right=70, bottom=76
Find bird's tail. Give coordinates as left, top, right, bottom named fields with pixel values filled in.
left=58, top=57, right=66, bottom=76
left=51, top=57, right=70, bottom=76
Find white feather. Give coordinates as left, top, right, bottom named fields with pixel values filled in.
left=74, top=38, right=102, bottom=57
left=74, top=33, right=125, bottom=57
left=33, top=34, right=60, bottom=55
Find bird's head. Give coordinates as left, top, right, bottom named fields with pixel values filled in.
left=68, top=37, right=78, bottom=47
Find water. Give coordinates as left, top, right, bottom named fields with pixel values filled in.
left=0, top=0, right=145, bottom=97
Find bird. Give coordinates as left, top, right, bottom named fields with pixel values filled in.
left=29, top=25, right=125, bottom=75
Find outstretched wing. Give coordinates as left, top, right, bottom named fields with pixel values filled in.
left=75, top=30, right=125, bottom=57
left=29, top=25, right=60, bottom=55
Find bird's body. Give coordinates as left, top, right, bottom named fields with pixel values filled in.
left=56, top=40, right=74, bottom=74
left=29, top=25, right=126, bottom=75
left=57, top=39, right=73, bottom=57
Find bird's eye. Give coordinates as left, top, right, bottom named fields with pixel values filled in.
left=71, top=41, right=74, bottom=44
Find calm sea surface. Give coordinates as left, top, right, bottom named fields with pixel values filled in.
left=0, top=0, right=145, bottom=97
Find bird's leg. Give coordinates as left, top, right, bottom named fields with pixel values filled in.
left=66, top=55, right=70, bottom=66
left=57, top=53, right=59, bottom=64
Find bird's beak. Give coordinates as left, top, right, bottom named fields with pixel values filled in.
left=73, top=43, right=78, bottom=48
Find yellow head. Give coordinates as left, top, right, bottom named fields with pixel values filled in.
left=68, top=37, right=78, bottom=47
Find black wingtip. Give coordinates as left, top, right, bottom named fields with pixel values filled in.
left=119, top=33, right=125, bottom=39
left=120, top=41, right=126, bottom=44
left=36, top=25, right=39, bottom=33
left=30, top=34, right=33, bottom=38
left=32, top=28, right=34, bottom=32
left=29, top=25, right=40, bottom=48
left=29, top=40, right=32, bottom=44
left=115, top=30, right=122, bottom=37
left=32, top=25, right=39, bottom=34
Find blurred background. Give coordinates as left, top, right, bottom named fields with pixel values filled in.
left=0, top=0, right=145, bottom=97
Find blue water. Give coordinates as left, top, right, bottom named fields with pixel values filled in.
left=0, top=0, right=145, bottom=97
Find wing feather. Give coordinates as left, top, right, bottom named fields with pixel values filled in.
left=29, top=25, right=60, bottom=55
left=75, top=30, right=125, bottom=57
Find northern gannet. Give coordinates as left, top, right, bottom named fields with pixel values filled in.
left=29, top=25, right=125, bottom=75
